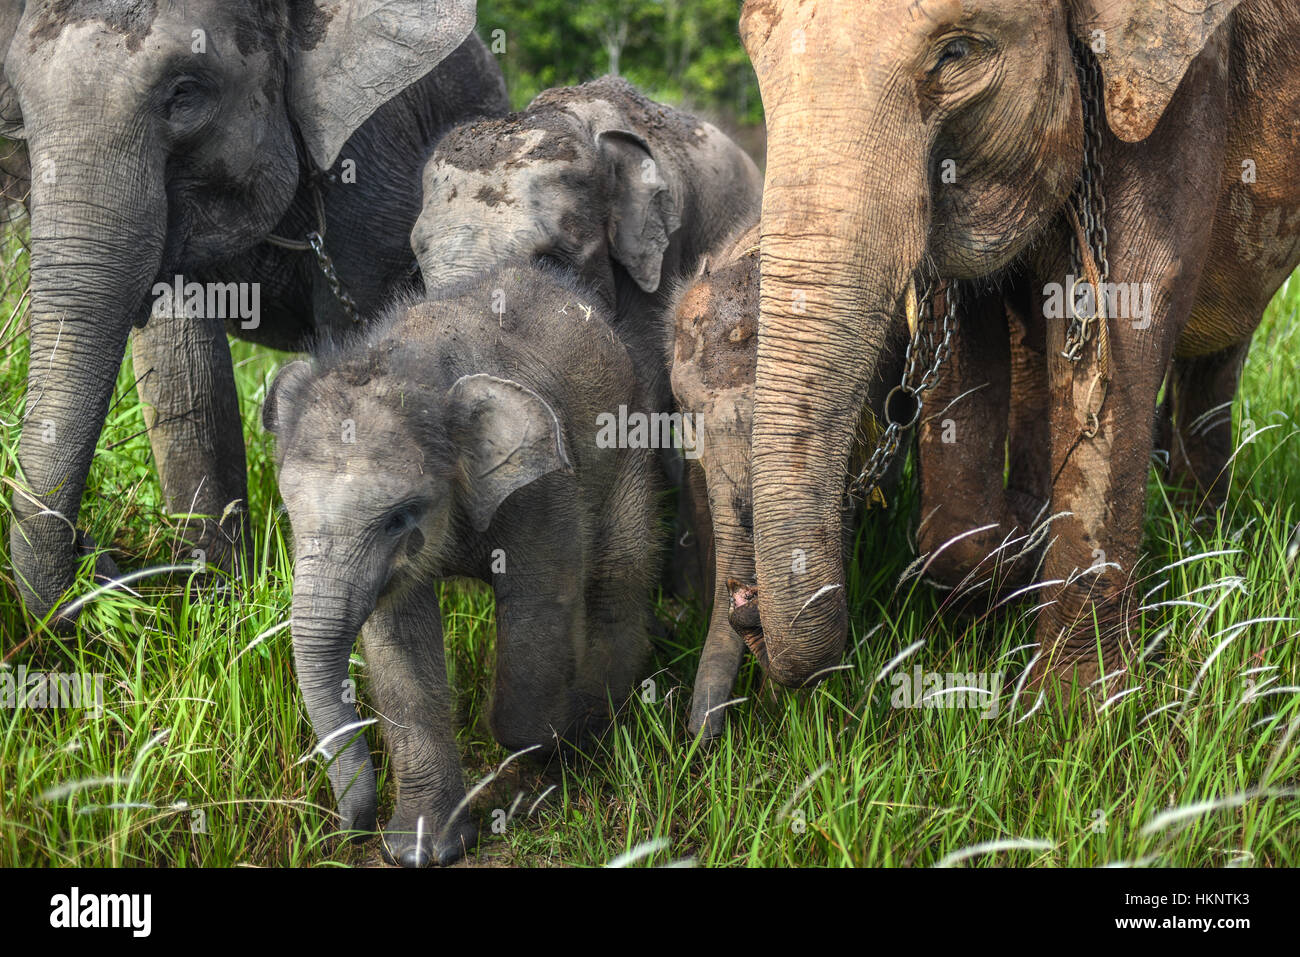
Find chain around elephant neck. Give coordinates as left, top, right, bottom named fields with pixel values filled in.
left=849, top=274, right=959, bottom=506
left=1062, top=36, right=1110, bottom=365
left=850, top=39, right=1109, bottom=504
left=264, top=165, right=361, bottom=325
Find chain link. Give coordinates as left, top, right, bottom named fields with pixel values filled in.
left=264, top=173, right=361, bottom=325
left=849, top=279, right=959, bottom=504
left=306, top=230, right=360, bottom=324
left=1062, top=36, right=1109, bottom=363
left=851, top=41, right=1105, bottom=503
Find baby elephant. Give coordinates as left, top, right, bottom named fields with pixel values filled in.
left=412, top=75, right=762, bottom=412
left=264, top=268, right=662, bottom=866
left=671, top=225, right=906, bottom=740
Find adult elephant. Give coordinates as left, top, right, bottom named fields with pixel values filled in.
left=740, top=0, right=1300, bottom=689
left=1, top=1, right=508, bottom=621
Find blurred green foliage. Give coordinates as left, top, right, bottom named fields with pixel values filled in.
left=475, top=0, right=763, bottom=126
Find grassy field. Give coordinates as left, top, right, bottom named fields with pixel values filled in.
left=0, top=208, right=1297, bottom=869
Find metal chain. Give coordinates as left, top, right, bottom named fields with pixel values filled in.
left=851, top=41, right=1106, bottom=504
left=306, top=228, right=360, bottom=324
left=850, top=278, right=959, bottom=504
left=1062, top=36, right=1109, bottom=363
left=265, top=173, right=361, bottom=325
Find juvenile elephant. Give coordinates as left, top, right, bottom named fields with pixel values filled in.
left=670, top=224, right=905, bottom=738
left=411, top=75, right=763, bottom=412
left=264, top=267, right=663, bottom=867
left=1, top=1, right=508, bottom=621
left=740, top=0, right=1300, bottom=690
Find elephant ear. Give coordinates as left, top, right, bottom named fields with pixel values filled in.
left=1070, top=0, right=1242, bottom=143
left=447, top=374, right=572, bottom=533
left=288, top=0, right=477, bottom=171
left=598, top=129, right=682, bottom=294
left=263, top=360, right=315, bottom=434
left=0, top=1, right=23, bottom=139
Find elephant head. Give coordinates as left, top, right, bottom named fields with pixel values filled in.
left=2, top=0, right=478, bottom=621
left=740, top=0, right=1242, bottom=685
left=411, top=75, right=761, bottom=306
left=263, top=353, right=570, bottom=841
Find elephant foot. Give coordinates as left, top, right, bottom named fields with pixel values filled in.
left=563, top=705, right=615, bottom=753
left=1022, top=603, right=1140, bottom=706
left=381, top=812, right=479, bottom=868
left=78, top=528, right=121, bottom=583
left=44, top=530, right=122, bottom=632
left=169, top=504, right=250, bottom=578
left=917, top=516, right=1044, bottom=602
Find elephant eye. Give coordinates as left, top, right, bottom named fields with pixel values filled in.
left=382, top=502, right=426, bottom=539
left=169, top=79, right=201, bottom=104
left=933, top=37, right=972, bottom=72
left=162, top=76, right=213, bottom=126
left=532, top=251, right=569, bottom=273
left=383, top=510, right=414, bottom=538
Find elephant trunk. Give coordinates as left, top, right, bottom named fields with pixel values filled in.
left=688, top=416, right=758, bottom=736
left=412, top=218, right=518, bottom=295
left=290, top=554, right=380, bottom=834
left=750, top=75, right=930, bottom=686
left=10, top=128, right=166, bottom=619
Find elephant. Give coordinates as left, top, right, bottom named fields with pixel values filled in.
left=0, top=134, right=26, bottom=205
left=411, top=74, right=764, bottom=442
left=1, top=0, right=509, bottom=622
left=738, top=0, right=1300, bottom=691
left=669, top=222, right=905, bottom=739
left=263, top=266, right=664, bottom=867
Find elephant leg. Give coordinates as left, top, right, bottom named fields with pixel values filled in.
left=915, top=288, right=1039, bottom=598
left=131, top=310, right=249, bottom=576
left=360, top=588, right=475, bottom=868
left=662, top=449, right=716, bottom=605
left=1035, top=298, right=1176, bottom=692
left=1005, top=282, right=1052, bottom=525
left=681, top=456, right=716, bottom=602
left=1032, top=45, right=1225, bottom=694
left=580, top=453, right=658, bottom=736
left=689, top=577, right=750, bottom=742
left=488, top=475, right=593, bottom=752
left=1163, top=342, right=1250, bottom=512
left=686, top=431, right=756, bottom=742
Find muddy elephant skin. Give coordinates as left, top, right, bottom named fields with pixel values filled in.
left=739, top=0, right=1300, bottom=691
left=669, top=222, right=906, bottom=736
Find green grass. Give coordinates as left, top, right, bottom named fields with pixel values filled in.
left=1, top=209, right=1298, bottom=868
